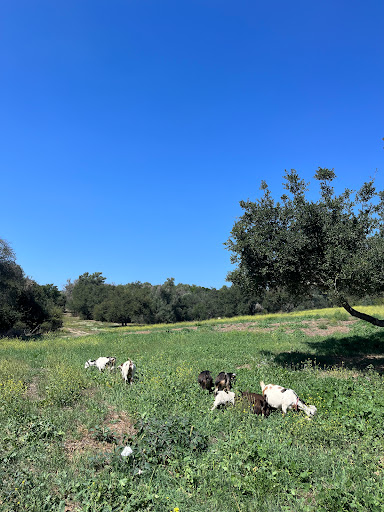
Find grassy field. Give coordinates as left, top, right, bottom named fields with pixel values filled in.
left=1, top=306, right=384, bottom=511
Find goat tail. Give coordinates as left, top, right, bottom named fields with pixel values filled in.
left=260, top=381, right=265, bottom=391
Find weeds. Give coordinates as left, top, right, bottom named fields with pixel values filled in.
left=1, top=308, right=384, bottom=511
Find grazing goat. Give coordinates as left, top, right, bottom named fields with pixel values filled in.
left=211, top=390, right=235, bottom=410
left=260, top=381, right=317, bottom=417
left=84, top=356, right=116, bottom=372
left=240, top=391, right=271, bottom=417
left=118, top=359, right=136, bottom=384
left=198, top=370, right=213, bottom=393
left=214, top=372, right=236, bottom=395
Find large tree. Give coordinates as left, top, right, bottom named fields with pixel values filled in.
left=226, top=168, right=384, bottom=326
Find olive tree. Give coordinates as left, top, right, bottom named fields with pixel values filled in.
left=226, top=168, right=384, bottom=326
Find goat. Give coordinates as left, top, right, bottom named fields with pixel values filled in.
left=240, top=391, right=271, bottom=417
left=260, top=381, right=317, bottom=417
left=84, top=356, right=116, bottom=372
left=198, top=370, right=214, bottom=393
left=214, top=372, right=236, bottom=395
left=118, top=359, right=136, bottom=384
left=211, top=390, right=235, bottom=410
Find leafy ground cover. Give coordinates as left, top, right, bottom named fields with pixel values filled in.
left=1, top=307, right=384, bottom=511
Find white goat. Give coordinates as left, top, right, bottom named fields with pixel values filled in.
left=211, top=390, right=235, bottom=410
left=84, top=356, right=116, bottom=372
left=260, top=381, right=317, bottom=417
left=118, top=359, right=136, bottom=384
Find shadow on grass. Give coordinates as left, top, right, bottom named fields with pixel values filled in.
left=261, top=331, right=384, bottom=373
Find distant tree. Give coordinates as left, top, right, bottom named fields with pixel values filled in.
left=102, top=285, right=132, bottom=326
left=62, top=279, right=75, bottom=309
left=153, top=278, right=179, bottom=323
left=68, top=272, right=108, bottom=319
left=226, top=168, right=384, bottom=326
left=127, top=282, right=154, bottom=324
left=216, top=285, right=262, bottom=317
left=93, top=282, right=155, bottom=325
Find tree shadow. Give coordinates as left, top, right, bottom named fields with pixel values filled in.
left=261, top=331, right=384, bottom=373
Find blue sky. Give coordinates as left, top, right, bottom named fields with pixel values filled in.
left=1, top=0, right=383, bottom=290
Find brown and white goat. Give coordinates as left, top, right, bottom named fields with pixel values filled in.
left=118, top=360, right=136, bottom=384
left=260, top=381, right=317, bottom=417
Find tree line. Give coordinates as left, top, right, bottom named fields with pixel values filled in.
left=64, top=273, right=324, bottom=325
left=2, top=238, right=330, bottom=336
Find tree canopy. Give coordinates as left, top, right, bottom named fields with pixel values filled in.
left=67, top=272, right=108, bottom=320
left=226, top=169, right=384, bottom=326
left=0, top=239, right=64, bottom=335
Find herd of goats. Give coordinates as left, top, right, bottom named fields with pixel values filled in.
left=84, top=356, right=317, bottom=418
left=198, top=370, right=317, bottom=417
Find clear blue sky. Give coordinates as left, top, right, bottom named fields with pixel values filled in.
left=1, top=0, right=383, bottom=290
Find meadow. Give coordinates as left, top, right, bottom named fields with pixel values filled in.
left=1, top=307, right=384, bottom=511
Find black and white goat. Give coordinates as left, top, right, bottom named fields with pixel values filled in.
left=214, top=372, right=236, bottom=395
left=84, top=356, right=116, bottom=372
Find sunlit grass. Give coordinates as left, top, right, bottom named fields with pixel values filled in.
left=1, top=307, right=384, bottom=511
left=110, top=304, right=384, bottom=332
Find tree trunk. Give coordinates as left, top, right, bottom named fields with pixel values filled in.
left=342, top=300, right=384, bottom=327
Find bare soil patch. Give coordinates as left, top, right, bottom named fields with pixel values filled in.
left=214, top=318, right=357, bottom=337
left=236, top=363, right=252, bottom=370
left=63, top=327, right=90, bottom=337
left=64, top=407, right=136, bottom=460
left=300, top=319, right=356, bottom=337
left=64, top=503, right=81, bottom=512
left=129, top=326, right=199, bottom=334
left=64, top=426, right=115, bottom=460
left=104, top=409, right=136, bottom=443
left=215, top=322, right=259, bottom=332
left=172, top=326, right=199, bottom=331
left=301, top=325, right=351, bottom=337
left=215, top=321, right=297, bottom=333
left=24, top=376, right=41, bottom=400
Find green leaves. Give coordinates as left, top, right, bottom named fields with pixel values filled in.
left=227, top=169, right=384, bottom=323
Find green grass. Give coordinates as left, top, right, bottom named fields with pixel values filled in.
left=1, top=307, right=384, bottom=511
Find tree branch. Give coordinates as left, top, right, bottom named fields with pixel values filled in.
left=342, top=300, right=384, bottom=327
